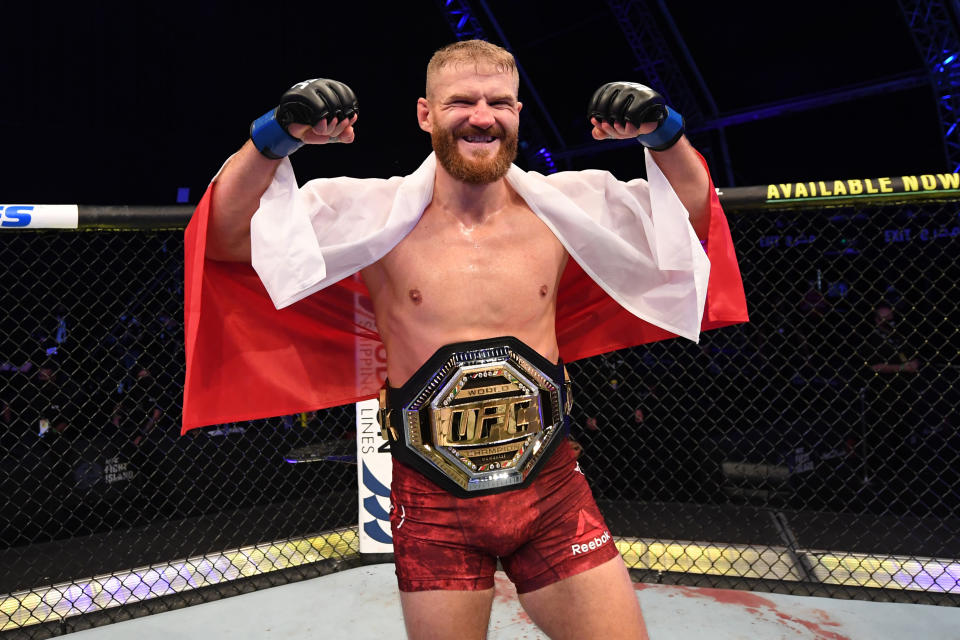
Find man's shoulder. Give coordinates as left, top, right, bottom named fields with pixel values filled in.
left=510, top=166, right=636, bottom=201
left=302, top=155, right=433, bottom=192
left=297, top=174, right=409, bottom=209
left=526, top=167, right=632, bottom=189
left=302, top=174, right=404, bottom=189
left=517, top=166, right=613, bottom=182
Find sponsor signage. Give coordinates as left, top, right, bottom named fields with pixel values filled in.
left=356, top=398, right=394, bottom=552
left=764, top=174, right=959, bottom=202
left=718, top=173, right=960, bottom=211
left=0, top=205, right=78, bottom=229
left=354, top=276, right=393, bottom=552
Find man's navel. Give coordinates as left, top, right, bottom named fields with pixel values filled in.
left=409, top=288, right=423, bottom=305
left=539, top=285, right=548, bottom=298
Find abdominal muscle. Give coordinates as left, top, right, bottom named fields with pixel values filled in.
left=361, top=200, right=569, bottom=387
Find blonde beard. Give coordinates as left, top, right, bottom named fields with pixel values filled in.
left=431, top=125, right=519, bottom=185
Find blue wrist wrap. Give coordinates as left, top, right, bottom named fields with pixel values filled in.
left=250, top=108, right=304, bottom=160
left=636, top=106, right=685, bottom=151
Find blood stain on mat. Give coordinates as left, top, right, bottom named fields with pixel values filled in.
left=669, top=585, right=851, bottom=640
left=494, top=573, right=533, bottom=625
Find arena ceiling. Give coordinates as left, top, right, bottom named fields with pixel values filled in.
left=3, top=0, right=948, bottom=204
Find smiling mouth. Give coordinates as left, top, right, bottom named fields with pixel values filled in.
left=461, top=135, right=497, bottom=143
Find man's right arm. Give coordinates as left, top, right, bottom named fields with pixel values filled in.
left=206, top=141, right=282, bottom=262
left=205, top=78, right=359, bottom=263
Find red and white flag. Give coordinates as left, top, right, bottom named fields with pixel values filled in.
left=182, top=163, right=748, bottom=432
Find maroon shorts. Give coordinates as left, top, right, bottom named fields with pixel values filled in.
left=389, top=440, right=619, bottom=594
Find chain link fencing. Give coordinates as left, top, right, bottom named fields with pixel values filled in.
left=0, top=229, right=361, bottom=637
left=569, top=181, right=959, bottom=604
left=2, top=180, right=958, bottom=635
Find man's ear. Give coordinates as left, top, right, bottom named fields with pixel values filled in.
left=417, top=98, right=432, bottom=133
left=517, top=101, right=523, bottom=113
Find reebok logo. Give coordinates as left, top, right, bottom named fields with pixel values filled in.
left=571, top=509, right=611, bottom=555
left=571, top=530, right=611, bottom=555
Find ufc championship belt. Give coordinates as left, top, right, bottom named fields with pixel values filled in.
left=379, top=337, right=572, bottom=498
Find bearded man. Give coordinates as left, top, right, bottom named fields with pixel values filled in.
left=184, top=40, right=746, bottom=640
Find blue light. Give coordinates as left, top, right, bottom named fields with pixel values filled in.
left=944, top=54, right=956, bottom=65
left=947, top=121, right=958, bottom=137
left=457, top=15, right=468, bottom=29
left=534, top=146, right=557, bottom=173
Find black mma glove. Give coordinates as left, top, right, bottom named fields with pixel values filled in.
left=588, top=82, right=684, bottom=151
left=250, top=78, right=359, bottom=159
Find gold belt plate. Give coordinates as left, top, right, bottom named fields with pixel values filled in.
left=399, top=345, right=563, bottom=493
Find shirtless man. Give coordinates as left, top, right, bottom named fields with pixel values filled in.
left=205, top=40, right=712, bottom=640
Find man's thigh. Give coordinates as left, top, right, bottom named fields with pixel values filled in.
left=502, top=442, right=619, bottom=593
left=399, top=588, right=495, bottom=640
left=518, top=555, right=648, bottom=640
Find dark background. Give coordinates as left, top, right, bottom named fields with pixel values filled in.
left=2, top=0, right=946, bottom=206
left=2, top=1, right=959, bottom=611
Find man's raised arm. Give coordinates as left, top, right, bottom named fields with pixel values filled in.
left=588, top=82, right=710, bottom=240
left=647, top=137, right=710, bottom=240
left=206, top=79, right=359, bottom=262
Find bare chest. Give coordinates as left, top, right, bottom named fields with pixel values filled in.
left=368, top=202, right=567, bottom=335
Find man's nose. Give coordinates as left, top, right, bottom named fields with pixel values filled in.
left=469, top=102, right=495, bottom=128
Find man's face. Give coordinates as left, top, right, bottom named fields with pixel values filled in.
left=875, top=306, right=894, bottom=330
left=421, top=65, right=521, bottom=184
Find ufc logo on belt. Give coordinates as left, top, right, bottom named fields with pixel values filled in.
left=437, top=397, right=538, bottom=446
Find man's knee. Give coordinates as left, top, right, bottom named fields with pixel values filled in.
left=400, top=588, right=494, bottom=640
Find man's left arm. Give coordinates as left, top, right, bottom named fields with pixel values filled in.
left=588, top=82, right=710, bottom=240
left=647, top=139, right=710, bottom=239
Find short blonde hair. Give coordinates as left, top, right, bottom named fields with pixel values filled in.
left=426, top=40, right=519, bottom=99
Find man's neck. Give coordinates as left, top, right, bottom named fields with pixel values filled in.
left=431, top=162, right=513, bottom=224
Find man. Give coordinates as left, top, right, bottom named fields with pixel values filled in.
left=111, top=366, right=163, bottom=448
left=867, top=304, right=919, bottom=375
left=861, top=302, right=922, bottom=499
left=186, top=41, right=746, bottom=639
